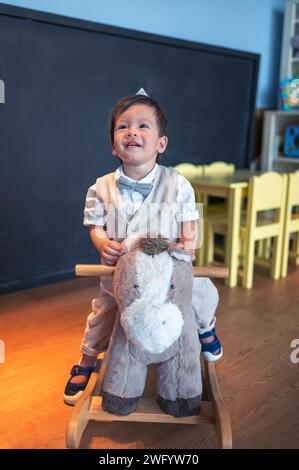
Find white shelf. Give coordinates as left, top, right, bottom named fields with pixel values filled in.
left=261, top=2, right=299, bottom=172
left=274, top=156, right=299, bottom=163
left=261, top=110, right=299, bottom=172
left=265, top=110, right=299, bottom=115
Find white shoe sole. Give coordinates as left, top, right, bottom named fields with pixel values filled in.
left=63, top=390, right=83, bottom=406
left=201, top=348, right=223, bottom=362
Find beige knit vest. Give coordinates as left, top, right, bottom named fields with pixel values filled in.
left=95, top=165, right=181, bottom=242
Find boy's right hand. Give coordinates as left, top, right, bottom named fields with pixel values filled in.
left=100, top=240, right=122, bottom=266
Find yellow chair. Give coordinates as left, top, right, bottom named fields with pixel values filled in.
left=281, top=169, right=299, bottom=277
left=205, top=172, right=287, bottom=289
left=203, top=162, right=235, bottom=177
left=198, top=162, right=236, bottom=265
left=174, top=163, right=203, bottom=179
left=176, top=162, right=234, bottom=267
left=201, top=162, right=235, bottom=213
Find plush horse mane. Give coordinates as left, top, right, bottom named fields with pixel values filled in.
left=135, top=238, right=169, bottom=256
left=135, top=238, right=191, bottom=263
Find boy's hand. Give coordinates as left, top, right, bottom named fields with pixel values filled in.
left=168, top=242, right=196, bottom=261
left=100, top=240, right=122, bottom=266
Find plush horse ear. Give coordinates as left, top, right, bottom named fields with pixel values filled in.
left=117, top=237, right=139, bottom=256
left=168, top=248, right=192, bottom=263
left=119, top=245, right=129, bottom=256
left=120, top=234, right=147, bottom=254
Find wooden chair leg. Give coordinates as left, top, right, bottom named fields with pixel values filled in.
left=263, top=238, right=271, bottom=259
left=205, top=224, right=214, bottom=265
left=197, top=219, right=208, bottom=266
left=194, top=191, right=205, bottom=267
left=195, top=247, right=204, bottom=266
left=295, top=233, right=299, bottom=265
left=271, top=234, right=283, bottom=280
left=238, top=237, right=244, bottom=265
left=243, top=236, right=255, bottom=289
left=281, top=231, right=290, bottom=278
left=257, top=240, right=263, bottom=258
left=195, top=220, right=205, bottom=266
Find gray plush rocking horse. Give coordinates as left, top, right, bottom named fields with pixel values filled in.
left=102, top=238, right=202, bottom=417
left=66, top=238, right=232, bottom=449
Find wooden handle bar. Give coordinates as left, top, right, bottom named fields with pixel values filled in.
left=75, top=265, right=115, bottom=276
left=192, top=266, right=229, bottom=278
left=75, top=264, right=229, bottom=279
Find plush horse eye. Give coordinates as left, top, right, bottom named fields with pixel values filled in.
left=133, top=284, right=139, bottom=289
left=170, top=284, right=174, bottom=289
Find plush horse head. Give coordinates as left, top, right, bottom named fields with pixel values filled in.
left=116, top=238, right=191, bottom=354
left=102, top=238, right=202, bottom=417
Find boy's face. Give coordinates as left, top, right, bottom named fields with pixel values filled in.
left=112, top=104, right=168, bottom=169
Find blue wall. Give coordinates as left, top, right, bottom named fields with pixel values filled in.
left=1, top=0, right=285, bottom=108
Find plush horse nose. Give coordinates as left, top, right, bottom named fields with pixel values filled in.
left=121, top=299, right=184, bottom=354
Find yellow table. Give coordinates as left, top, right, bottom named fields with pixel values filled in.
left=190, top=170, right=260, bottom=287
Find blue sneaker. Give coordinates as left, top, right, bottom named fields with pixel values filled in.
left=199, top=327, right=223, bottom=362
left=63, top=364, right=95, bottom=405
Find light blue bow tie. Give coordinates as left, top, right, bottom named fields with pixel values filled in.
left=117, top=175, right=153, bottom=198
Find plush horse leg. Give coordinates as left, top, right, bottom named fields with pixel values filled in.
left=156, top=335, right=202, bottom=417
left=102, top=355, right=147, bottom=416
left=102, top=323, right=147, bottom=415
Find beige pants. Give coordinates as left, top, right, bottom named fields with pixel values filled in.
left=81, top=277, right=219, bottom=357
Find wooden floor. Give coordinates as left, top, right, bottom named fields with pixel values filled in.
left=0, top=267, right=299, bottom=449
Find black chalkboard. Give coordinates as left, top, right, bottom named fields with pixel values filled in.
left=0, top=4, right=259, bottom=293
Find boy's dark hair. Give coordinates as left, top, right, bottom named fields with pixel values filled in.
left=109, top=94, right=168, bottom=158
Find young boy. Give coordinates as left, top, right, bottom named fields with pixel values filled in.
left=64, top=92, right=223, bottom=405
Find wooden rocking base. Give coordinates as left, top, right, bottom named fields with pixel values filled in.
left=66, top=352, right=232, bottom=449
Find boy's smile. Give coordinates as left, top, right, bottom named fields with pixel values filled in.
left=112, top=104, right=168, bottom=179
